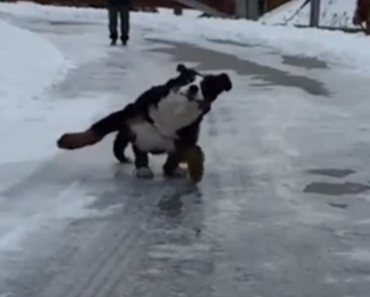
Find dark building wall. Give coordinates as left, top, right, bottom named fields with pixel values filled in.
left=19, top=0, right=234, bottom=13
left=15, top=0, right=290, bottom=16
left=266, top=0, right=291, bottom=11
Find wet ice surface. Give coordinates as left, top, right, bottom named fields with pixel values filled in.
left=1, top=9, right=370, bottom=297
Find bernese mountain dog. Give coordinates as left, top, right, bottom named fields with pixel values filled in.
left=57, top=64, right=232, bottom=183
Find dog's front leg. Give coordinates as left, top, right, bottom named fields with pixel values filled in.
left=163, top=143, right=205, bottom=183
left=132, top=145, right=154, bottom=179
left=163, top=151, right=186, bottom=178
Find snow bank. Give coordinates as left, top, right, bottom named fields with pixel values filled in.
left=260, top=0, right=356, bottom=28
left=133, top=12, right=370, bottom=73
left=0, top=17, right=72, bottom=162
left=0, top=1, right=199, bottom=22
left=0, top=17, right=70, bottom=119
left=0, top=1, right=104, bottom=21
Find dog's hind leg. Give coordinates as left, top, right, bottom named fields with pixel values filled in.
left=113, top=129, right=131, bottom=163
left=132, top=145, right=154, bottom=179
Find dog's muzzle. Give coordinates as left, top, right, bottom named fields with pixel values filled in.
left=187, top=85, right=210, bottom=111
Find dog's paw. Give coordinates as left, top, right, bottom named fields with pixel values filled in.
left=174, top=167, right=187, bottom=177
left=134, top=167, right=154, bottom=179
left=164, top=167, right=187, bottom=179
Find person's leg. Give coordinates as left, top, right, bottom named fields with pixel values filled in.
left=108, top=5, right=119, bottom=44
left=118, top=4, right=130, bottom=44
left=366, top=5, right=370, bottom=35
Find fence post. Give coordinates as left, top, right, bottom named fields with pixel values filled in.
left=235, top=0, right=247, bottom=18
left=246, top=0, right=259, bottom=20
left=309, top=0, right=320, bottom=27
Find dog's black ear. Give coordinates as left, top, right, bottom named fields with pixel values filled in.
left=177, top=64, right=186, bottom=73
left=218, top=73, right=232, bottom=91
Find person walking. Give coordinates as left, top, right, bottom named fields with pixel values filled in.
left=107, top=0, right=131, bottom=45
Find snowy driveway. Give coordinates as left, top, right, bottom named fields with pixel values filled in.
left=1, top=4, right=370, bottom=297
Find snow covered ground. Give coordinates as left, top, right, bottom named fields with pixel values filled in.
left=0, top=12, right=115, bottom=167
left=260, top=0, right=356, bottom=28
left=0, top=16, right=70, bottom=161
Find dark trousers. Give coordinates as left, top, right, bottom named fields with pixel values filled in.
left=108, top=4, right=130, bottom=41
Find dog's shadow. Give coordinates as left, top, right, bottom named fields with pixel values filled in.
left=111, top=162, right=202, bottom=217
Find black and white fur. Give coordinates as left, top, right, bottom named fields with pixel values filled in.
left=90, top=64, right=232, bottom=178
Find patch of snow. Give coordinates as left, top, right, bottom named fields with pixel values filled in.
left=335, top=248, right=370, bottom=262
left=355, top=217, right=370, bottom=225
left=0, top=15, right=116, bottom=163
left=0, top=17, right=70, bottom=117
left=260, top=0, right=356, bottom=28
left=0, top=184, right=94, bottom=253
left=0, top=16, right=74, bottom=163
left=0, top=182, right=121, bottom=287
left=0, top=1, right=106, bottom=22
left=324, top=275, right=338, bottom=284
left=0, top=15, right=123, bottom=279
left=2, top=2, right=370, bottom=73
left=137, top=12, right=370, bottom=73
left=148, top=243, right=210, bottom=260
left=0, top=2, right=201, bottom=22
left=0, top=96, right=113, bottom=163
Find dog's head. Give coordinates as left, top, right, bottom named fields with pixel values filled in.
left=173, top=64, right=232, bottom=112
left=153, top=65, right=232, bottom=135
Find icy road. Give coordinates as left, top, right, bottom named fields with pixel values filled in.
left=1, top=3, right=370, bottom=297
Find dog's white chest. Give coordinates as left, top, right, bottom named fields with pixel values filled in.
left=130, top=121, right=175, bottom=152
left=149, top=93, right=202, bottom=136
